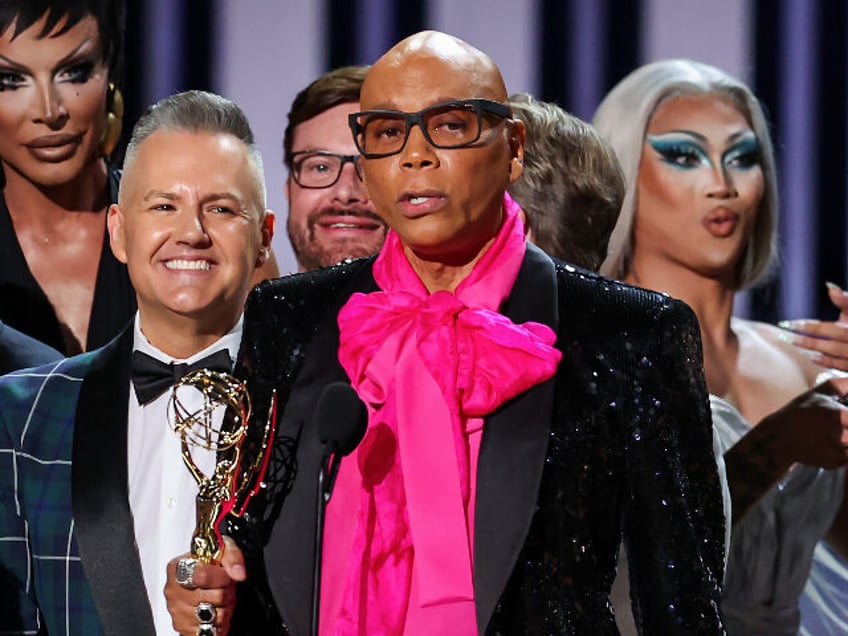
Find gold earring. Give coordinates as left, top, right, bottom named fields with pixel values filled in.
left=100, top=83, right=124, bottom=158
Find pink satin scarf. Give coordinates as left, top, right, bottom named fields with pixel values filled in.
left=335, top=193, right=562, bottom=635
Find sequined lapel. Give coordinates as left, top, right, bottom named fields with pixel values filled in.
left=474, top=243, right=559, bottom=632
left=264, top=264, right=378, bottom=635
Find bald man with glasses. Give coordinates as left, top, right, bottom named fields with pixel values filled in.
left=283, top=66, right=387, bottom=272
left=199, top=30, right=727, bottom=636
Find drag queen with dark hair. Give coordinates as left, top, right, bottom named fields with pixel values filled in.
left=0, top=0, right=133, bottom=355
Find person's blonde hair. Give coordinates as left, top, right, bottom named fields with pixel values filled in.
left=508, top=93, right=624, bottom=271
left=592, top=59, right=778, bottom=290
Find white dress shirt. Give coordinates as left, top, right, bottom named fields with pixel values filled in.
left=127, top=313, right=242, bottom=635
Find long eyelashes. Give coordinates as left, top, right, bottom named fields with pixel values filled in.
left=0, top=57, right=99, bottom=92
left=647, top=134, right=761, bottom=171
left=0, top=70, right=25, bottom=91
left=647, top=136, right=709, bottom=170
left=723, top=138, right=761, bottom=169
left=61, top=60, right=96, bottom=84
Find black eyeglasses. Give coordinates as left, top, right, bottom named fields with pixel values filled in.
left=289, top=151, right=363, bottom=189
left=348, top=98, right=512, bottom=159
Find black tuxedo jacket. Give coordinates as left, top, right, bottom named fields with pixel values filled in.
left=233, top=244, right=726, bottom=635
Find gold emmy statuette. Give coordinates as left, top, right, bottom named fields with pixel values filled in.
left=170, top=369, right=276, bottom=564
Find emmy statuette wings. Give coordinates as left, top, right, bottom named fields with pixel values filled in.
left=170, top=368, right=277, bottom=564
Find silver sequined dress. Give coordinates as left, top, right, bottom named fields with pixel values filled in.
left=711, top=394, right=845, bottom=635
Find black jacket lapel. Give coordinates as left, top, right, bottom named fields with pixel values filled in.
left=265, top=319, right=347, bottom=634
left=258, top=250, right=558, bottom=633
left=72, top=326, right=157, bottom=635
left=474, top=244, right=559, bottom=631
left=266, top=265, right=378, bottom=635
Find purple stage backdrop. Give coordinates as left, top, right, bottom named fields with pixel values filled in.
left=121, top=0, right=847, bottom=323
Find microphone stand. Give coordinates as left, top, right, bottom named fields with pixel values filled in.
left=312, top=451, right=334, bottom=636
left=309, top=382, right=368, bottom=636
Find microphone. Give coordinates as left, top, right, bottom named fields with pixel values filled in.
left=312, top=382, right=367, bottom=636
left=318, top=383, right=368, bottom=500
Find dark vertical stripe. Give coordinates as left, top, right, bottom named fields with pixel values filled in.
left=336, top=0, right=424, bottom=68
left=569, top=0, right=607, bottom=120
left=119, top=0, right=146, bottom=163
left=394, top=0, right=427, bottom=39
left=540, top=0, right=641, bottom=117
left=358, top=0, right=395, bottom=64
left=327, top=0, right=359, bottom=68
left=779, top=1, right=819, bottom=320
left=603, top=0, right=640, bottom=90
left=538, top=0, right=571, bottom=108
left=753, top=0, right=781, bottom=126
left=845, top=0, right=848, bottom=280
left=182, top=0, right=214, bottom=90
left=749, top=0, right=784, bottom=323
left=815, top=0, right=847, bottom=317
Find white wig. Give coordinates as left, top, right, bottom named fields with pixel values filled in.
left=592, top=59, right=778, bottom=290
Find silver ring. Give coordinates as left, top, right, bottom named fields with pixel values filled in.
left=197, top=624, right=216, bottom=636
left=175, top=557, right=199, bottom=589
left=196, top=601, right=216, bottom=625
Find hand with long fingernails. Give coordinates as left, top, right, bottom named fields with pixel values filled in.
left=778, top=282, right=848, bottom=371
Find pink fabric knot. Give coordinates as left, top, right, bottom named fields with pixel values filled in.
left=333, top=192, right=562, bottom=635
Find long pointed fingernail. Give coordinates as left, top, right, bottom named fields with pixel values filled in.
left=797, top=348, right=823, bottom=363
left=826, top=281, right=846, bottom=294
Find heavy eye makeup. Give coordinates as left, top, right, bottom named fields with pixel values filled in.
left=722, top=136, right=760, bottom=169
left=0, top=56, right=28, bottom=91
left=0, top=66, right=26, bottom=91
left=0, top=55, right=100, bottom=92
left=646, top=134, right=710, bottom=169
left=58, top=57, right=98, bottom=84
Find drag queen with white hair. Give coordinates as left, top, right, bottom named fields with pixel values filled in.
left=594, top=59, right=848, bottom=635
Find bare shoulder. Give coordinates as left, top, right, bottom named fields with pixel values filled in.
left=740, top=318, right=826, bottom=387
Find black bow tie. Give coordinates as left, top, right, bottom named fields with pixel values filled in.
left=130, top=349, right=233, bottom=405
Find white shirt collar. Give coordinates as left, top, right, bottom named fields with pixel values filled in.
left=131, top=312, right=243, bottom=368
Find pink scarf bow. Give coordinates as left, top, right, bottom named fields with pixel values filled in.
left=335, top=193, right=561, bottom=635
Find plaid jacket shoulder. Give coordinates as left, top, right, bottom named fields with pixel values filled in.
left=0, top=352, right=105, bottom=635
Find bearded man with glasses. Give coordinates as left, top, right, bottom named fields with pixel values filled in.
left=284, top=66, right=387, bottom=272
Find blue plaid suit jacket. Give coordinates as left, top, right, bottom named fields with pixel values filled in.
left=0, top=320, right=62, bottom=375
left=0, top=328, right=155, bottom=635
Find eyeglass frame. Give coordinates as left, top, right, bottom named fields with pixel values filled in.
left=348, top=98, right=513, bottom=159
left=288, top=150, right=363, bottom=189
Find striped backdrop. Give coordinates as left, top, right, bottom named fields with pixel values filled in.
left=120, top=0, right=847, bottom=322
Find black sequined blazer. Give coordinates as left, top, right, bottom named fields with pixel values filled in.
left=233, top=243, right=726, bottom=635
